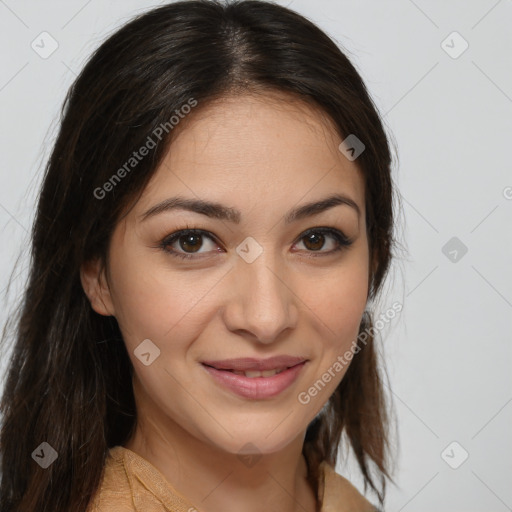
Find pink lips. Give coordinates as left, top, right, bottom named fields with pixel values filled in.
left=201, top=356, right=307, bottom=399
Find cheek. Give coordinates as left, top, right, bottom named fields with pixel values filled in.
left=295, top=259, right=369, bottom=409
left=300, top=255, right=369, bottom=343
left=107, top=247, right=224, bottom=352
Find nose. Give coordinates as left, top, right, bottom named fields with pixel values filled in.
left=222, top=250, right=299, bottom=344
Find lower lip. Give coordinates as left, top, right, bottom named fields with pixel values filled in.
left=201, top=362, right=307, bottom=399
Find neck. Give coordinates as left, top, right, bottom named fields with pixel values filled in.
left=124, top=386, right=319, bottom=512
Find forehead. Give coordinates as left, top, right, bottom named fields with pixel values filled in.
left=132, top=92, right=365, bottom=222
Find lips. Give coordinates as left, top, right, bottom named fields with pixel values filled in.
left=201, top=360, right=307, bottom=399
left=201, top=355, right=307, bottom=372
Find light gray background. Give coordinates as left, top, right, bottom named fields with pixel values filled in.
left=1, top=1, right=511, bottom=510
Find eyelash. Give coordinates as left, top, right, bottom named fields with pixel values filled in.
left=157, top=225, right=353, bottom=260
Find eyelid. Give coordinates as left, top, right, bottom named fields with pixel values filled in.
left=159, top=228, right=223, bottom=259
left=291, top=227, right=353, bottom=257
left=158, top=226, right=353, bottom=260
left=293, top=226, right=352, bottom=245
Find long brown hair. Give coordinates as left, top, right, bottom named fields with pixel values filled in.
left=0, top=1, right=397, bottom=510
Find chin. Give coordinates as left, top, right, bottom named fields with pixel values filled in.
left=201, top=424, right=305, bottom=458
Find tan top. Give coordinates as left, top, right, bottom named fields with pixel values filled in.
left=87, top=445, right=377, bottom=512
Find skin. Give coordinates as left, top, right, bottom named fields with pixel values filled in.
left=81, top=91, right=370, bottom=512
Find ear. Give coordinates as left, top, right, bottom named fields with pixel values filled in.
left=80, top=258, right=115, bottom=316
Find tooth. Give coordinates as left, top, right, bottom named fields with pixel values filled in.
left=246, top=369, right=285, bottom=378
left=227, top=368, right=287, bottom=378
left=244, top=370, right=265, bottom=378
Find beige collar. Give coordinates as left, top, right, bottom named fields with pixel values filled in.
left=105, top=445, right=376, bottom=512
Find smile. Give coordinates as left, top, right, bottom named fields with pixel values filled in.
left=201, top=361, right=307, bottom=399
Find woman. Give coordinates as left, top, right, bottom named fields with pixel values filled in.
left=0, top=1, right=397, bottom=511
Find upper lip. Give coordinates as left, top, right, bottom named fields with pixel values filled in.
left=201, top=356, right=307, bottom=371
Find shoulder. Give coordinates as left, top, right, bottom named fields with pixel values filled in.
left=86, top=446, right=136, bottom=512
left=319, top=461, right=379, bottom=512
left=86, top=445, right=195, bottom=512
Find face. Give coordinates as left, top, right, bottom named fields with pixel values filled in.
left=83, top=92, right=370, bottom=456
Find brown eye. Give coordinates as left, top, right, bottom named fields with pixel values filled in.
left=302, top=232, right=326, bottom=251
left=178, top=233, right=203, bottom=253
left=159, top=229, right=222, bottom=260
left=294, top=227, right=353, bottom=255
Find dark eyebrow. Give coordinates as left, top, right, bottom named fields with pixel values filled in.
left=139, top=193, right=360, bottom=224
left=284, top=194, right=360, bottom=223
